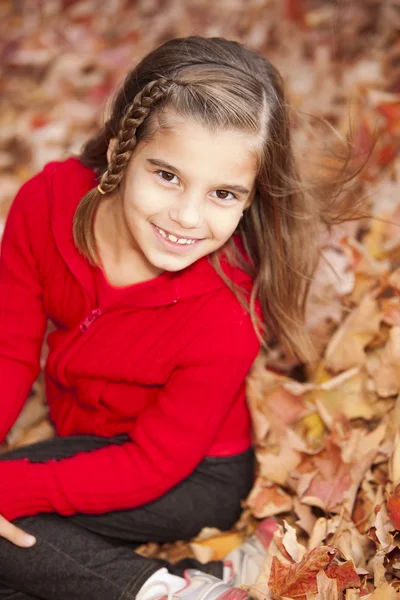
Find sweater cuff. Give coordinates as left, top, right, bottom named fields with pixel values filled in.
left=0, top=458, right=63, bottom=521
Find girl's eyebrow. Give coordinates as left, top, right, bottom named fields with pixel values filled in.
left=146, top=158, right=250, bottom=195
left=147, top=158, right=181, bottom=174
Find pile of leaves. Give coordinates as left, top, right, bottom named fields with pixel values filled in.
left=2, top=0, right=400, bottom=598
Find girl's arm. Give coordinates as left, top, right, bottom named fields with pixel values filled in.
left=0, top=308, right=260, bottom=520
left=0, top=176, right=48, bottom=443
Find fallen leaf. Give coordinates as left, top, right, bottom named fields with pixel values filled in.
left=314, top=569, right=338, bottom=600
left=246, top=477, right=293, bottom=518
left=366, top=582, right=400, bottom=599
left=190, top=530, right=245, bottom=561
left=325, top=295, right=382, bottom=373
left=268, top=545, right=359, bottom=599
left=387, top=484, right=400, bottom=530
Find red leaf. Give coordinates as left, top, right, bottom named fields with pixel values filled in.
left=268, top=546, right=335, bottom=599
left=376, top=102, right=400, bottom=121
left=325, top=559, right=361, bottom=593
left=284, top=0, right=305, bottom=25
left=378, top=143, right=397, bottom=166
left=268, top=546, right=361, bottom=599
left=387, top=484, right=400, bottom=529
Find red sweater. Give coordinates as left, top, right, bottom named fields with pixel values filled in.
left=0, top=157, right=261, bottom=521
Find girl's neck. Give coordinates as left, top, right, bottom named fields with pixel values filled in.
left=95, top=192, right=130, bottom=259
left=93, top=193, right=164, bottom=287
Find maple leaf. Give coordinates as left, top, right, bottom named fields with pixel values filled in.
left=268, top=546, right=335, bottom=599
left=268, top=546, right=361, bottom=599
left=367, top=582, right=400, bottom=599
left=324, top=559, right=361, bottom=593
left=324, top=295, right=382, bottom=373
left=246, top=477, right=293, bottom=518
left=387, top=483, right=400, bottom=530
left=296, top=437, right=352, bottom=512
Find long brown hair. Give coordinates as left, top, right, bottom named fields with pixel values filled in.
left=74, top=36, right=366, bottom=363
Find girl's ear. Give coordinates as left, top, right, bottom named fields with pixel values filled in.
left=106, top=139, right=117, bottom=164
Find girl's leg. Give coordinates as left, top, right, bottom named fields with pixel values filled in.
left=0, top=589, right=38, bottom=599
left=0, top=435, right=255, bottom=595
left=0, top=437, right=161, bottom=599
left=0, top=513, right=162, bottom=600
left=70, top=450, right=254, bottom=548
left=1, top=435, right=254, bottom=550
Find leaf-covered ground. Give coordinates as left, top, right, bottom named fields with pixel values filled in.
left=2, top=1, right=400, bottom=598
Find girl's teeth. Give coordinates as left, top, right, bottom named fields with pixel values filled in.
left=157, top=226, right=196, bottom=245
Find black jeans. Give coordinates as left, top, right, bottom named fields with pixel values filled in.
left=0, top=435, right=254, bottom=600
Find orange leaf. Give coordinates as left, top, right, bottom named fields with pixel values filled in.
left=378, top=143, right=397, bottom=167
left=324, top=559, right=361, bottom=593
left=268, top=546, right=361, bottom=599
left=268, top=546, right=335, bottom=599
left=284, top=0, right=304, bottom=25
left=376, top=102, right=400, bottom=121
left=246, top=478, right=293, bottom=518
left=387, top=484, right=400, bottom=530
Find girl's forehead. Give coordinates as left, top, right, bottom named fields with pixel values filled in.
left=136, top=111, right=260, bottom=179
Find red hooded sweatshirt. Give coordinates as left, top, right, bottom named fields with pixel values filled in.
left=0, top=157, right=261, bottom=521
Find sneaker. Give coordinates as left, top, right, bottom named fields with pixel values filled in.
left=137, top=569, right=255, bottom=599
left=223, top=518, right=278, bottom=588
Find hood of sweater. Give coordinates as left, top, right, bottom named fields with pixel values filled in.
left=44, top=157, right=255, bottom=308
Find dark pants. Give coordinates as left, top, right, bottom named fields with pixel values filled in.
left=0, top=435, right=255, bottom=600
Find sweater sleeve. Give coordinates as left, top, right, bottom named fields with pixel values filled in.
left=0, top=176, right=48, bottom=444
left=0, top=308, right=261, bottom=520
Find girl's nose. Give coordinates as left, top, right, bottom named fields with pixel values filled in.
left=170, top=198, right=204, bottom=229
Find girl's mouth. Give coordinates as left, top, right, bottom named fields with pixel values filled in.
left=152, top=224, right=203, bottom=252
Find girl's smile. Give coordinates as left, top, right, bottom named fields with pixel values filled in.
left=152, top=223, right=203, bottom=250
left=95, top=112, right=258, bottom=285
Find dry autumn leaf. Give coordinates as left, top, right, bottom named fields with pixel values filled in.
left=268, top=545, right=359, bottom=600
left=387, top=483, right=400, bottom=530
left=324, top=295, right=382, bottom=373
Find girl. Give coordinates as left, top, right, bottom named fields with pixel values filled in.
left=0, top=36, right=358, bottom=600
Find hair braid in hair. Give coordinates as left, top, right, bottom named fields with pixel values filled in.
left=97, top=78, right=172, bottom=194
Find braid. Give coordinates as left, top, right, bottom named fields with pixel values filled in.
left=73, top=77, right=172, bottom=262
left=98, top=78, right=172, bottom=194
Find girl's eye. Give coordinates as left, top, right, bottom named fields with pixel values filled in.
left=155, top=173, right=237, bottom=202
left=157, top=170, right=178, bottom=184
left=211, top=190, right=237, bottom=202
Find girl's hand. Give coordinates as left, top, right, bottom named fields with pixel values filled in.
left=0, top=514, right=36, bottom=547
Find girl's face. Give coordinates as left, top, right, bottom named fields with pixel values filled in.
left=105, top=112, right=258, bottom=277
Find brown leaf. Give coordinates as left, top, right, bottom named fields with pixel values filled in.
left=367, top=582, right=400, bottom=599
left=324, top=295, right=382, bottom=373
left=246, top=477, right=293, bottom=518
left=324, top=559, right=361, bottom=593
left=268, top=546, right=335, bottom=599
left=367, top=327, right=400, bottom=397
left=387, top=484, right=400, bottom=530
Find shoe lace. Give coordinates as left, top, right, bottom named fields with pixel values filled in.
left=137, top=574, right=235, bottom=600
left=240, top=553, right=250, bottom=587
left=198, top=579, right=231, bottom=600
left=238, top=538, right=265, bottom=587
left=136, top=579, right=173, bottom=600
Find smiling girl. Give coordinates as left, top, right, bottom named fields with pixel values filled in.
left=92, top=111, right=256, bottom=285
left=0, top=36, right=359, bottom=600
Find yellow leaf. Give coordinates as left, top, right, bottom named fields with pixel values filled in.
left=191, top=531, right=245, bottom=561
left=325, top=295, right=382, bottom=373
left=296, top=413, right=325, bottom=447
left=367, top=582, right=400, bottom=599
